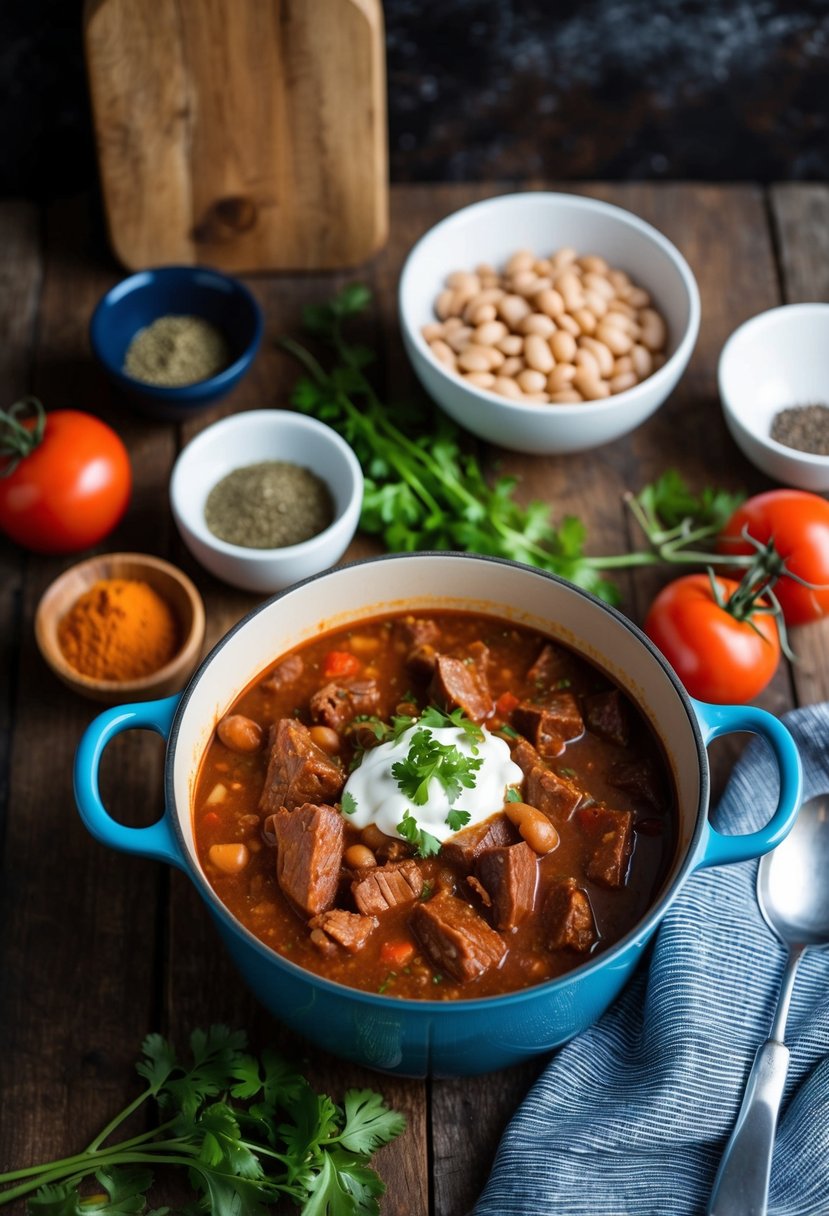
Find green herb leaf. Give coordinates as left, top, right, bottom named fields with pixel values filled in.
left=396, top=810, right=442, bottom=858
left=341, top=791, right=358, bottom=816
left=337, top=1090, right=407, bottom=1157
left=505, top=787, right=522, bottom=803
left=445, top=809, right=471, bottom=832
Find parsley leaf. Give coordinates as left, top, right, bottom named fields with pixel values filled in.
left=391, top=728, right=482, bottom=806
left=396, top=810, right=442, bottom=858
left=445, top=808, right=471, bottom=832
left=341, top=791, right=358, bottom=816
left=337, top=1090, right=407, bottom=1156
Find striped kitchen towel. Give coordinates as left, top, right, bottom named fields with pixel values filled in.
left=474, top=704, right=829, bottom=1216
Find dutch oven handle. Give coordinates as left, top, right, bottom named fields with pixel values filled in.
left=692, top=699, right=803, bottom=869
left=73, top=695, right=187, bottom=870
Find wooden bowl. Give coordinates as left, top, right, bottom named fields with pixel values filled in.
left=35, top=553, right=206, bottom=702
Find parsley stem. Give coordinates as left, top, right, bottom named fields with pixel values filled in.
left=83, top=1086, right=154, bottom=1153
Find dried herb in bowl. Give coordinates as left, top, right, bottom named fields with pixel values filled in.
left=770, top=403, right=829, bottom=455
left=205, top=460, right=334, bottom=549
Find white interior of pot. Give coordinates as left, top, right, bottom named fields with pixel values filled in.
left=171, top=556, right=702, bottom=876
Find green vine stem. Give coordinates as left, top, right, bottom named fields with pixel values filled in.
left=0, top=397, right=46, bottom=476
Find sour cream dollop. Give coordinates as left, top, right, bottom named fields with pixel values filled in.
left=342, top=723, right=523, bottom=844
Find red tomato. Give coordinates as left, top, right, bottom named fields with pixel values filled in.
left=322, top=649, right=361, bottom=678
left=643, top=573, right=780, bottom=704
left=719, top=490, right=829, bottom=626
left=0, top=404, right=131, bottom=554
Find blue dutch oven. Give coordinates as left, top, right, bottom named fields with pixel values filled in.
left=74, top=554, right=802, bottom=1077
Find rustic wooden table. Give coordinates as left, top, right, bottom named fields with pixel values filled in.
left=2, top=182, right=829, bottom=1216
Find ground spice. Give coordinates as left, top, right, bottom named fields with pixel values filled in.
left=204, top=461, right=334, bottom=549
left=58, top=578, right=180, bottom=681
left=770, top=403, right=829, bottom=455
left=124, top=315, right=230, bottom=387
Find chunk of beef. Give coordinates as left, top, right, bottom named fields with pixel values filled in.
left=310, top=679, right=381, bottom=732
left=260, top=653, right=304, bottom=693
left=583, top=690, right=631, bottom=747
left=429, top=655, right=493, bottom=723
left=513, top=692, right=584, bottom=758
left=351, top=859, right=424, bottom=916
left=608, top=757, right=663, bottom=809
left=395, top=616, right=440, bottom=649
left=308, top=908, right=377, bottom=954
left=576, top=806, right=633, bottom=888
left=272, top=803, right=344, bottom=916
left=511, top=738, right=541, bottom=777
left=259, top=719, right=345, bottom=815
left=526, top=642, right=567, bottom=687
left=411, top=891, right=507, bottom=982
left=544, top=877, right=597, bottom=952
left=525, top=764, right=584, bottom=822
left=476, top=842, right=537, bottom=930
left=441, top=813, right=518, bottom=872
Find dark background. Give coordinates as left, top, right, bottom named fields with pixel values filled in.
left=1, top=0, right=828, bottom=199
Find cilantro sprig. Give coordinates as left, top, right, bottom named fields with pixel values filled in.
left=0, top=1027, right=404, bottom=1216
left=278, top=288, right=751, bottom=605
left=391, top=728, right=482, bottom=807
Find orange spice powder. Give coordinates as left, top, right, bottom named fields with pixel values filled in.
left=58, top=578, right=180, bottom=681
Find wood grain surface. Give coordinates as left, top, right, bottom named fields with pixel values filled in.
left=1, top=183, right=827, bottom=1216
left=84, top=0, right=388, bottom=272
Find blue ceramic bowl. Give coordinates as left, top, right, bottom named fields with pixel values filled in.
left=89, top=266, right=264, bottom=420
left=73, top=554, right=802, bottom=1077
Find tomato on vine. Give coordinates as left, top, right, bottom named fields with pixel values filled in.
left=0, top=398, right=131, bottom=554
left=719, top=489, right=829, bottom=626
left=644, top=572, right=781, bottom=704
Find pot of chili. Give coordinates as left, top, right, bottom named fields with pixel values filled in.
left=73, top=553, right=802, bottom=1077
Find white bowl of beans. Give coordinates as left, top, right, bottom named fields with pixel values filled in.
left=170, top=410, right=364, bottom=594
left=399, top=192, right=700, bottom=454
left=719, top=304, right=829, bottom=491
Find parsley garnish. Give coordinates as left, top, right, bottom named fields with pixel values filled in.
left=396, top=810, right=442, bottom=858
left=341, top=790, right=358, bottom=815
left=392, top=728, right=482, bottom=806
left=418, top=705, right=483, bottom=746
left=0, top=1026, right=404, bottom=1215
left=506, top=787, right=522, bottom=803
left=445, top=808, right=472, bottom=832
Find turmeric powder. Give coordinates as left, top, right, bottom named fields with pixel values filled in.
left=58, top=578, right=180, bottom=681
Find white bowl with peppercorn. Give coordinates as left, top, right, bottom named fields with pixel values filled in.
left=719, top=303, right=829, bottom=492
left=399, top=192, right=700, bottom=454
left=170, top=410, right=363, bottom=594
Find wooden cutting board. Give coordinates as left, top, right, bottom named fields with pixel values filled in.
left=84, top=0, right=388, bottom=272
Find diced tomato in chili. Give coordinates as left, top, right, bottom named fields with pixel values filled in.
left=322, top=650, right=362, bottom=678
left=495, top=691, right=519, bottom=717
left=379, top=939, right=416, bottom=968
left=202, top=811, right=221, bottom=829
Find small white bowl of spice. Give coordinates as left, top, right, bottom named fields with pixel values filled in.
left=170, top=410, right=363, bottom=593
left=719, top=303, right=829, bottom=492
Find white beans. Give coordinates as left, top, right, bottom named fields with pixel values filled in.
left=426, top=247, right=669, bottom=406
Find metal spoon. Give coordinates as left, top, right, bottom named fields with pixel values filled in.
left=708, top=792, right=829, bottom=1216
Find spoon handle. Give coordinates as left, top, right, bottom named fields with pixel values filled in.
left=707, top=1038, right=790, bottom=1216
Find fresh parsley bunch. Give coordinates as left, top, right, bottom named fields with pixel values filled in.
left=278, top=289, right=748, bottom=605
left=0, top=1026, right=405, bottom=1216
